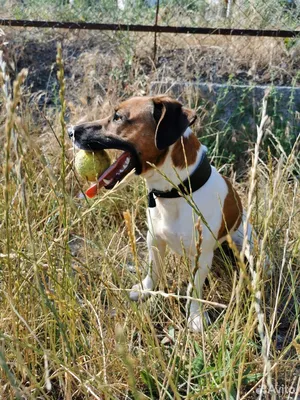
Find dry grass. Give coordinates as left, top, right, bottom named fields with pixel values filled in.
left=0, top=30, right=299, bottom=400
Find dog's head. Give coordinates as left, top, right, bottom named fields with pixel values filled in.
left=69, top=95, right=196, bottom=192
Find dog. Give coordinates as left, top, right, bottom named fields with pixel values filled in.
left=68, top=95, right=255, bottom=332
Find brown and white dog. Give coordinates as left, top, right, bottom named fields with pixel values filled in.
left=69, top=95, right=254, bottom=332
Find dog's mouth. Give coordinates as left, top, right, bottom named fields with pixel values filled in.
left=72, top=133, right=141, bottom=198
left=85, top=150, right=136, bottom=198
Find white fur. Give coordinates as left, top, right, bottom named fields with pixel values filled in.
left=130, top=139, right=254, bottom=332
left=183, top=126, right=193, bottom=138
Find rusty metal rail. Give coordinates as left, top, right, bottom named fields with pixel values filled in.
left=0, top=19, right=299, bottom=38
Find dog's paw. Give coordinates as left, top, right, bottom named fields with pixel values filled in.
left=188, top=311, right=211, bottom=332
left=129, top=276, right=153, bottom=302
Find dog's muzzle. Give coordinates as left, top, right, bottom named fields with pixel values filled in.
left=68, top=123, right=142, bottom=197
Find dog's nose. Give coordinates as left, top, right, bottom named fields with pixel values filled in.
left=68, top=126, right=74, bottom=139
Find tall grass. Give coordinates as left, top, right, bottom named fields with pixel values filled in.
left=0, top=45, right=299, bottom=400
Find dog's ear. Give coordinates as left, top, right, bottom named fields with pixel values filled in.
left=153, top=97, right=197, bottom=150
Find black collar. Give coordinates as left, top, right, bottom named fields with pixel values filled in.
left=148, top=151, right=212, bottom=208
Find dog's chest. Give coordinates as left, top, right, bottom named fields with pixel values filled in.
left=148, top=200, right=197, bottom=256
left=147, top=169, right=229, bottom=256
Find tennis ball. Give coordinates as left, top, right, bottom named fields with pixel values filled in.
left=75, top=150, right=110, bottom=182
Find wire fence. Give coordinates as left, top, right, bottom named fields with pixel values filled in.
left=2, top=0, right=300, bottom=29
left=1, top=0, right=299, bottom=159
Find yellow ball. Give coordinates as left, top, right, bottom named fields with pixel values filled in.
left=75, top=150, right=110, bottom=182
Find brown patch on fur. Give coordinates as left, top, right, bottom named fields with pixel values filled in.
left=142, top=149, right=169, bottom=173
left=171, top=134, right=201, bottom=169
left=105, top=96, right=168, bottom=173
left=113, top=96, right=189, bottom=173
left=218, top=177, right=243, bottom=240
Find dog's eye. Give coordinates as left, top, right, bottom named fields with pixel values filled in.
left=113, top=112, right=122, bottom=122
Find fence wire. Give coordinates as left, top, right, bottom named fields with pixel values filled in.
left=2, top=0, right=300, bottom=29
left=0, top=0, right=300, bottom=29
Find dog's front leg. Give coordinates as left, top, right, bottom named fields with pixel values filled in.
left=130, top=231, right=166, bottom=301
left=187, top=251, right=214, bottom=332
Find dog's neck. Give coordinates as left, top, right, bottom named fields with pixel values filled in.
left=143, top=128, right=205, bottom=192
